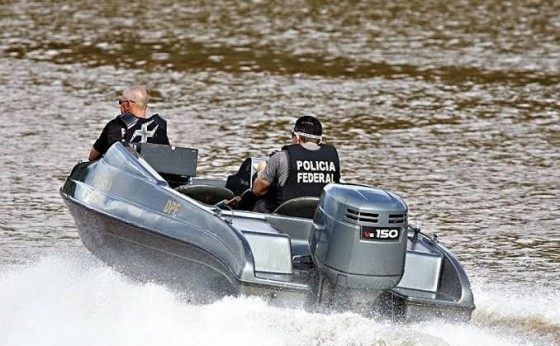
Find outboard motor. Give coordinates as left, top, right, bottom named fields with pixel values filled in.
left=310, top=184, right=408, bottom=309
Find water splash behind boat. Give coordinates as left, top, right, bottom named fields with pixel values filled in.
left=1, top=252, right=557, bottom=346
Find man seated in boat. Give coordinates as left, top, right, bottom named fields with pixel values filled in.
left=252, top=115, right=341, bottom=213
left=88, top=85, right=170, bottom=161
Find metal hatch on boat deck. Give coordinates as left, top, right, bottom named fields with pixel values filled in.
left=232, top=216, right=293, bottom=277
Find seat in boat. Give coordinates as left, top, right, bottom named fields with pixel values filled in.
left=273, top=197, right=320, bottom=219
left=175, top=184, right=235, bottom=205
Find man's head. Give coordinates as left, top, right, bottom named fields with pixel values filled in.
left=292, top=115, right=322, bottom=143
left=119, top=85, right=149, bottom=117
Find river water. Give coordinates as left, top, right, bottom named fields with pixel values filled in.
left=0, top=0, right=559, bottom=345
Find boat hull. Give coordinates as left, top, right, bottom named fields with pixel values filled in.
left=63, top=195, right=239, bottom=302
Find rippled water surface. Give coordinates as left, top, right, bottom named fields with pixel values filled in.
left=1, top=1, right=559, bottom=345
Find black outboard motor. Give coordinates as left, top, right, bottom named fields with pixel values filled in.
left=310, top=184, right=408, bottom=309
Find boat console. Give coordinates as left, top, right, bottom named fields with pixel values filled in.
left=135, top=143, right=198, bottom=187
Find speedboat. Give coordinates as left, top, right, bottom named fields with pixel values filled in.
left=60, top=142, right=475, bottom=321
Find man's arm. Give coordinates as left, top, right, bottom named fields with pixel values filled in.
left=252, top=160, right=270, bottom=196
left=252, top=173, right=270, bottom=196
left=253, top=151, right=288, bottom=197
left=253, top=152, right=285, bottom=196
left=88, top=119, right=123, bottom=161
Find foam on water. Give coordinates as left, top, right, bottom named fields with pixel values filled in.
left=1, top=252, right=558, bottom=346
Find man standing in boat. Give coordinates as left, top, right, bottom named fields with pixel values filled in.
left=88, top=85, right=170, bottom=161
left=252, top=115, right=341, bottom=212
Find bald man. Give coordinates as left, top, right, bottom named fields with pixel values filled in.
left=89, top=85, right=170, bottom=160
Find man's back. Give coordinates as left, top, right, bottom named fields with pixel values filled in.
left=253, top=115, right=340, bottom=212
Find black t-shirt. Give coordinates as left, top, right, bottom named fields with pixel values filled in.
left=92, top=113, right=170, bottom=155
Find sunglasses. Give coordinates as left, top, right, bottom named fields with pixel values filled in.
left=118, top=99, right=136, bottom=105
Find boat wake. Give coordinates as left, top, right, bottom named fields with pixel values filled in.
left=469, top=280, right=560, bottom=346
left=0, top=251, right=558, bottom=346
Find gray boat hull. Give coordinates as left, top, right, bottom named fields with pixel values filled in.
left=60, top=142, right=475, bottom=321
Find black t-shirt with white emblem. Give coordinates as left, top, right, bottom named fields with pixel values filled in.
left=92, top=113, right=170, bottom=155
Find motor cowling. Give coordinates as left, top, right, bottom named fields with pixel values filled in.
left=310, top=184, right=408, bottom=291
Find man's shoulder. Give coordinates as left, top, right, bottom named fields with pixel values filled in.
left=153, top=112, right=165, bottom=118
left=102, top=116, right=126, bottom=129
left=145, top=113, right=168, bottom=128
left=263, top=150, right=286, bottom=173
left=320, top=143, right=339, bottom=155
left=269, top=150, right=288, bottom=163
left=146, top=113, right=166, bottom=121
left=114, top=113, right=138, bottom=128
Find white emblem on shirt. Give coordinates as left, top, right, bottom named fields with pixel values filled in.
left=130, top=120, right=158, bottom=142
